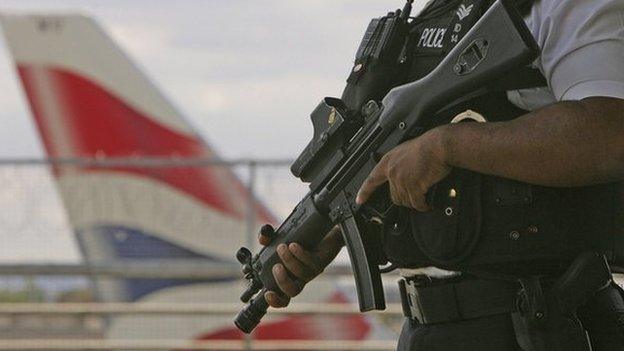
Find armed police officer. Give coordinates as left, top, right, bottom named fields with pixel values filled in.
left=258, top=0, right=624, bottom=350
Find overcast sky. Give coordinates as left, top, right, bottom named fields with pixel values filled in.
left=0, top=0, right=426, bottom=160
left=0, top=1, right=429, bottom=262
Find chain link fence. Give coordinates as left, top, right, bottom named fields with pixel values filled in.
left=0, top=158, right=402, bottom=350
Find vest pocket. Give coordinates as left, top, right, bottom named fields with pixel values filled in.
left=410, top=169, right=483, bottom=266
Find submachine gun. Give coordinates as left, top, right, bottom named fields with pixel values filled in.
left=234, top=0, right=540, bottom=333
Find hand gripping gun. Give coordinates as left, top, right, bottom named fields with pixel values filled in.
left=234, top=0, right=540, bottom=333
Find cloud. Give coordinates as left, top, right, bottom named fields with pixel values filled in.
left=194, top=84, right=231, bottom=114
left=0, top=0, right=430, bottom=261
left=108, top=22, right=172, bottom=58
left=0, top=1, right=425, bottom=159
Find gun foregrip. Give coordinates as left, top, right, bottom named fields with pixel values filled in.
left=256, top=196, right=332, bottom=293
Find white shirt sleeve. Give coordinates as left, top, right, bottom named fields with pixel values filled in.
left=532, top=0, right=624, bottom=101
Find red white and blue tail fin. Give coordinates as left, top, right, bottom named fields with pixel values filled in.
left=0, top=13, right=376, bottom=342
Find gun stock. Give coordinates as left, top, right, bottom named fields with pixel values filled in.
left=379, top=0, right=538, bottom=145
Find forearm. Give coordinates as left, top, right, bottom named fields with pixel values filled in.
left=440, top=97, right=624, bottom=187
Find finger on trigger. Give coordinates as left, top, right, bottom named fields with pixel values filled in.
left=357, top=166, right=387, bottom=205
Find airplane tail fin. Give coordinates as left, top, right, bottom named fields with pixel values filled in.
left=0, top=12, right=274, bottom=300
left=0, top=13, right=376, bottom=342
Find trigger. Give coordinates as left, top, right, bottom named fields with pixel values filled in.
left=360, top=200, right=396, bottom=225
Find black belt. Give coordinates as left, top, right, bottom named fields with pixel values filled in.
left=398, top=275, right=519, bottom=324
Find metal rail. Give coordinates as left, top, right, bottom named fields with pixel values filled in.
left=0, top=303, right=402, bottom=350
left=0, top=302, right=404, bottom=316
left=0, top=339, right=397, bottom=350
left=0, top=157, right=399, bottom=351
left=0, top=262, right=355, bottom=278
left=0, top=157, right=294, bottom=168
left=0, top=261, right=239, bottom=279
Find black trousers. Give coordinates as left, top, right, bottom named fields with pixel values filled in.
left=397, top=284, right=624, bottom=351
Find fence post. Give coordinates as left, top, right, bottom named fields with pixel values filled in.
left=245, top=161, right=257, bottom=249
left=244, top=160, right=258, bottom=351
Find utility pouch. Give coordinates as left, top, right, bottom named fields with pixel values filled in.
left=410, top=169, right=483, bottom=266
left=512, top=252, right=613, bottom=351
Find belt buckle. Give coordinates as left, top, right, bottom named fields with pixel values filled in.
left=404, top=279, right=427, bottom=324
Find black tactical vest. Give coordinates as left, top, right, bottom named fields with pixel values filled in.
left=382, top=0, right=624, bottom=275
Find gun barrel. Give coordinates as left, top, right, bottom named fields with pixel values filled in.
left=234, top=292, right=269, bottom=334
